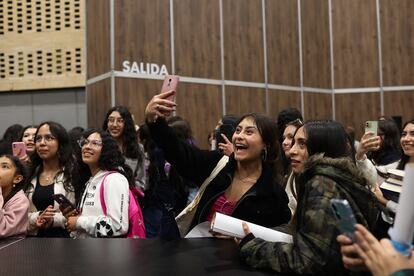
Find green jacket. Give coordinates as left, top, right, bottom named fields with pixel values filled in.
left=240, top=155, right=379, bottom=275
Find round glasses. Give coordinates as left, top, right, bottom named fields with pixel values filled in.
left=77, top=137, right=103, bottom=148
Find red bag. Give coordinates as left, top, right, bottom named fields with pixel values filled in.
left=100, top=171, right=146, bottom=239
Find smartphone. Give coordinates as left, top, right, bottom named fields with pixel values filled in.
left=12, top=142, right=26, bottom=158
left=364, top=121, right=378, bottom=136
left=215, top=124, right=235, bottom=147
left=52, top=194, right=76, bottom=211
left=160, top=75, right=179, bottom=102
left=330, top=199, right=357, bottom=242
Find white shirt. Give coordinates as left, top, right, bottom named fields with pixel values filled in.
left=74, top=170, right=129, bottom=238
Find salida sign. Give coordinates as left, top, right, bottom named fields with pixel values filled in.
left=122, top=61, right=169, bottom=76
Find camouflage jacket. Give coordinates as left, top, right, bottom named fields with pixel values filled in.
left=240, top=155, right=379, bottom=275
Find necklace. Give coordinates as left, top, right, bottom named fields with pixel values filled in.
left=40, top=171, right=58, bottom=182
left=234, top=175, right=258, bottom=184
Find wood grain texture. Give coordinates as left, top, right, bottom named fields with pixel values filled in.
left=332, top=0, right=379, bottom=88
left=380, top=0, right=414, bottom=86
left=174, top=0, right=221, bottom=79
left=115, top=78, right=162, bottom=127
left=175, top=83, right=222, bottom=149
left=222, top=0, right=264, bottom=82
left=335, top=93, right=381, bottom=139
left=301, top=0, right=331, bottom=88
left=303, top=92, right=332, bottom=120
left=225, top=86, right=266, bottom=116
left=268, top=90, right=302, bottom=121
left=384, top=91, right=414, bottom=126
left=266, top=0, right=300, bottom=86
left=86, top=79, right=111, bottom=128
left=114, top=0, right=171, bottom=72
left=86, top=0, right=110, bottom=78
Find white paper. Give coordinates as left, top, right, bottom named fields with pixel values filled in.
left=185, top=221, right=214, bottom=238
left=389, top=163, right=414, bottom=244
left=211, top=212, right=293, bottom=243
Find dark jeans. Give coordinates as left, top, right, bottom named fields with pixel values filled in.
left=143, top=206, right=180, bottom=240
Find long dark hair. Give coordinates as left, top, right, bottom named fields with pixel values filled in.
left=281, top=119, right=304, bottom=176
left=29, top=122, right=78, bottom=197
left=77, top=129, right=135, bottom=189
left=369, top=119, right=401, bottom=165
left=102, top=106, right=143, bottom=161
left=1, top=155, right=28, bottom=204
left=303, top=120, right=349, bottom=158
left=237, top=113, right=283, bottom=179
left=397, top=119, right=414, bottom=170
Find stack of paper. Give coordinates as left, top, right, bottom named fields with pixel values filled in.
left=211, top=213, right=293, bottom=243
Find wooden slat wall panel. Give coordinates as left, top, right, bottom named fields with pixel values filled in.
left=114, top=0, right=171, bottom=72
left=225, top=86, right=266, bottom=116
left=86, top=0, right=110, bottom=79
left=266, top=0, right=300, bottom=86
left=384, top=91, right=414, bottom=125
left=174, top=0, right=221, bottom=79
left=86, top=79, right=111, bottom=128
left=335, top=93, right=381, bottom=139
left=304, top=93, right=332, bottom=120
left=175, top=83, right=222, bottom=149
left=381, top=0, right=414, bottom=86
left=223, top=0, right=264, bottom=82
left=332, top=0, right=379, bottom=88
left=301, top=0, right=331, bottom=88
left=268, top=90, right=302, bottom=121
left=115, top=78, right=162, bottom=127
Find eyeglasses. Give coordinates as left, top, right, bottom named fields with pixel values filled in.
left=108, top=117, right=124, bottom=124
left=35, top=134, right=56, bottom=143
left=77, top=137, right=103, bottom=148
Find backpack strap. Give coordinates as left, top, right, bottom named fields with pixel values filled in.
left=99, top=171, right=117, bottom=215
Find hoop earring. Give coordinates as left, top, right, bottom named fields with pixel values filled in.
left=261, top=148, right=268, bottom=161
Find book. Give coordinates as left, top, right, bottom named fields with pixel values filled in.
left=210, top=212, right=293, bottom=243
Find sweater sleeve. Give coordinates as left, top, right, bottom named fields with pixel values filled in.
left=0, top=189, right=30, bottom=237
left=147, top=118, right=223, bottom=185
left=240, top=177, right=344, bottom=274
left=355, top=154, right=377, bottom=186
left=76, top=174, right=129, bottom=237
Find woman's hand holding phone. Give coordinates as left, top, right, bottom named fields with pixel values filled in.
left=145, top=90, right=177, bottom=122
left=356, top=132, right=381, bottom=160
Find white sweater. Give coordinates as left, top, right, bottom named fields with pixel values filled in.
left=74, top=170, right=129, bottom=238
left=26, top=170, right=75, bottom=235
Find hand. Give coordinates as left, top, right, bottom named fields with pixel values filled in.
left=19, top=154, right=31, bottom=164
left=337, top=234, right=368, bottom=272
left=354, top=224, right=414, bottom=276
left=65, top=216, right=79, bottom=232
left=218, top=134, right=234, bottom=156
left=145, top=90, right=177, bottom=122
left=36, top=206, right=56, bottom=229
left=235, top=222, right=252, bottom=245
left=356, top=132, right=381, bottom=160
left=373, top=184, right=388, bottom=206
left=60, top=205, right=79, bottom=218
left=209, top=231, right=234, bottom=239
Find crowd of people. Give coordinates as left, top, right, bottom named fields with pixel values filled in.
left=0, top=88, right=413, bottom=275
